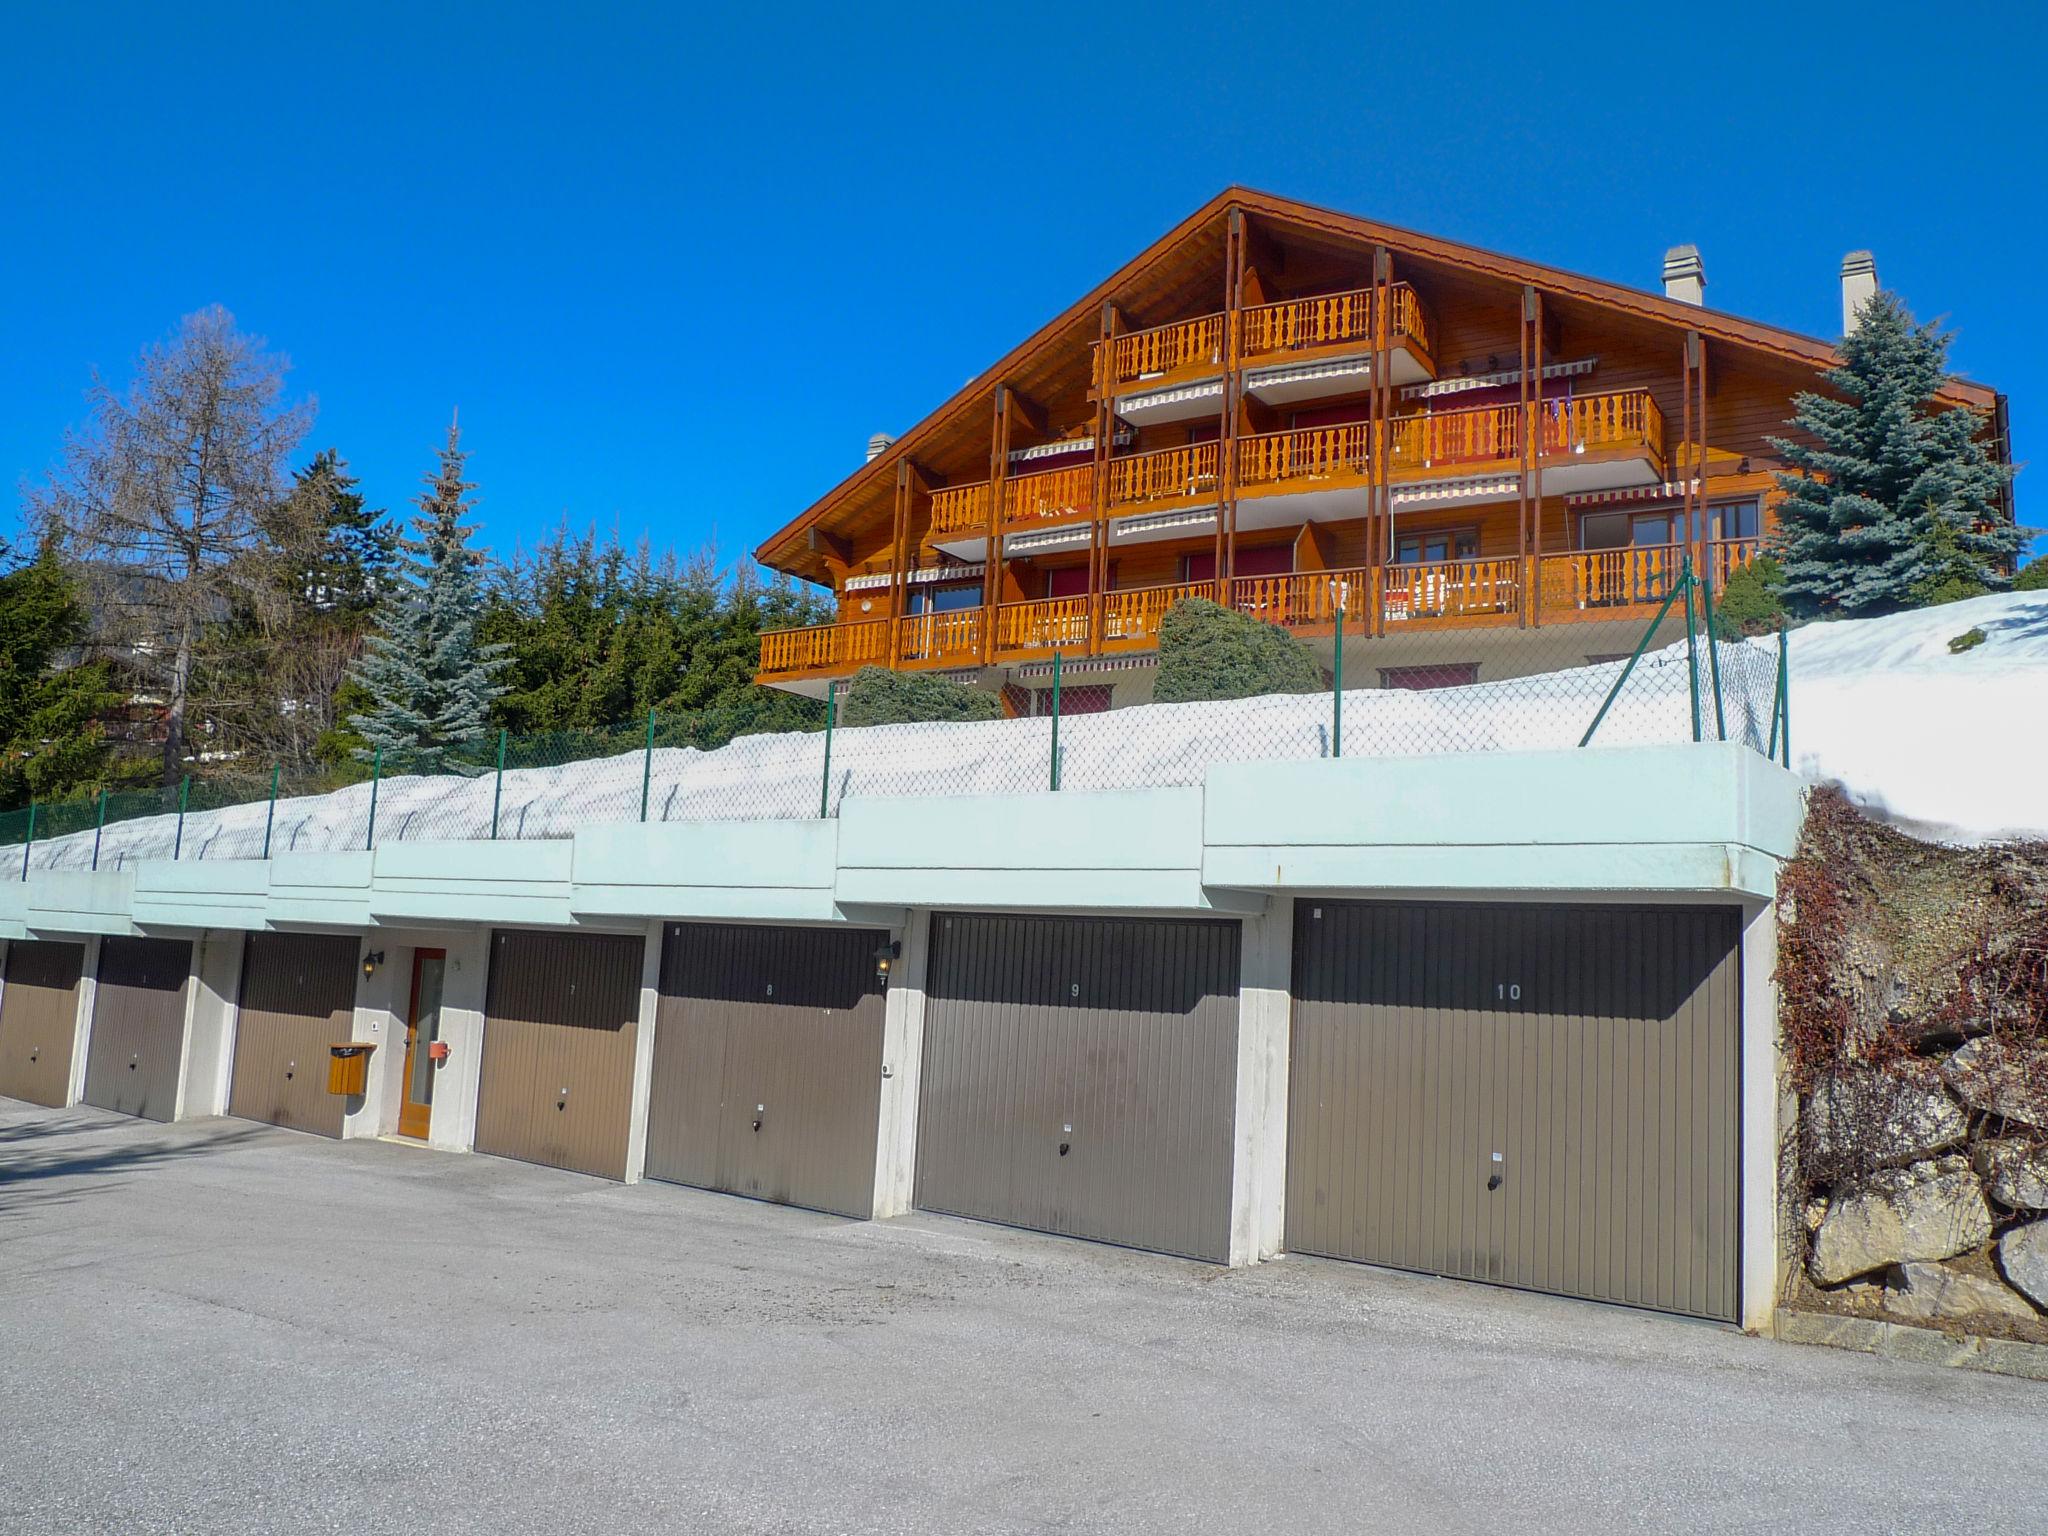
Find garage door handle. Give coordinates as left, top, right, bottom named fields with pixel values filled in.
left=1058, top=1142, right=1070, bottom=1157
left=1486, top=1172, right=1503, bottom=1192
left=752, top=1118, right=762, bottom=1133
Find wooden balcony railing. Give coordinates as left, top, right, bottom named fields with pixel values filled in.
left=896, top=608, right=984, bottom=667
left=757, top=617, right=891, bottom=678
left=1106, top=441, right=1223, bottom=511
left=1387, top=389, right=1665, bottom=477
left=995, top=596, right=1091, bottom=654
left=1101, top=581, right=1212, bottom=649
left=1106, top=313, right=1228, bottom=388
left=1236, top=423, right=1374, bottom=493
left=758, top=542, right=1765, bottom=680
left=1238, top=283, right=1433, bottom=362
left=1002, top=463, right=1093, bottom=527
left=930, top=482, right=992, bottom=537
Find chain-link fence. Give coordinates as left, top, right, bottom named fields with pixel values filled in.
left=4, top=562, right=1788, bottom=875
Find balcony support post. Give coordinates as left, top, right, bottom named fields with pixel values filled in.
left=1695, top=334, right=1711, bottom=562
left=1088, top=302, right=1123, bottom=657
left=889, top=459, right=911, bottom=672
left=1368, top=246, right=1392, bottom=640
left=1217, top=208, right=1247, bottom=605
left=1681, top=330, right=1703, bottom=565
left=983, top=386, right=1013, bottom=667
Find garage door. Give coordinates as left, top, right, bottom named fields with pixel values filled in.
left=645, top=922, right=888, bottom=1218
left=475, top=930, right=643, bottom=1180
left=1288, top=901, right=1741, bottom=1321
left=230, top=932, right=361, bottom=1138
left=83, top=937, right=192, bottom=1121
left=916, top=913, right=1240, bottom=1262
left=0, top=940, right=86, bottom=1108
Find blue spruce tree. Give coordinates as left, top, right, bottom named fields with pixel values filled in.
left=1768, top=292, right=2016, bottom=618
left=348, top=421, right=506, bottom=772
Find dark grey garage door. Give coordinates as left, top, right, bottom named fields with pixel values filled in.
left=0, top=940, right=85, bottom=1108
left=645, top=922, right=888, bottom=1218
left=1288, top=901, right=1741, bottom=1321
left=230, top=932, right=361, bottom=1138
left=83, top=937, right=193, bottom=1122
left=917, top=913, right=1240, bottom=1262
left=475, top=930, right=643, bottom=1181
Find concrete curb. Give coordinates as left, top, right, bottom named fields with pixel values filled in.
left=1775, top=1307, right=2048, bottom=1383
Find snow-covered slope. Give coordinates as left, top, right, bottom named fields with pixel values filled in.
left=1785, top=589, right=2048, bottom=844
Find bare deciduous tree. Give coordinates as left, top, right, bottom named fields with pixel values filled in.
left=27, top=306, right=314, bottom=785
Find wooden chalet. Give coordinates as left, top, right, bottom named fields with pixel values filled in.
left=752, top=188, right=2007, bottom=710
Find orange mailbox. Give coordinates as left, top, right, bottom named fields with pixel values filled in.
left=327, top=1042, right=375, bottom=1096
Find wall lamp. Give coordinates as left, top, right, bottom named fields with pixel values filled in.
left=362, top=950, right=385, bottom=979
left=875, top=940, right=901, bottom=990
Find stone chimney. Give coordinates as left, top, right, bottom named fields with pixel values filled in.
left=865, top=431, right=896, bottom=463
left=1841, top=251, right=1878, bottom=334
left=1662, top=245, right=1705, bottom=305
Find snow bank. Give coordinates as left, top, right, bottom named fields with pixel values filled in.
left=1783, top=589, right=2048, bottom=845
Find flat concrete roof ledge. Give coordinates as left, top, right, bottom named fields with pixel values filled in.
left=0, top=877, right=29, bottom=940
left=266, top=850, right=375, bottom=929
left=369, top=839, right=576, bottom=928
left=25, top=868, right=139, bottom=938
left=1202, top=744, right=1804, bottom=900
left=132, top=857, right=271, bottom=933
left=572, top=818, right=846, bottom=924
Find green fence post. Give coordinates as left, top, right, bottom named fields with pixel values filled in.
left=19, top=801, right=35, bottom=882
left=1680, top=562, right=1702, bottom=743
left=1778, top=623, right=1792, bottom=768
left=173, top=775, right=191, bottom=861
left=640, top=708, right=656, bottom=822
left=818, top=689, right=837, bottom=819
left=261, top=764, right=280, bottom=860
left=91, top=789, right=108, bottom=871
left=366, top=748, right=381, bottom=851
left=490, top=729, right=507, bottom=840
left=1050, top=651, right=1063, bottom=791
left=1698, top=563, right=1728, bottom=741
left=1332, top=607, right=1345, bottom=758
left=1578, top=573, right=1689, bottom=748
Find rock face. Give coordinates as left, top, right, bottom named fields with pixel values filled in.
left=1886, top=1262, right=2041, bottom=1324
left=1804, top=1065, right=1966, bottom=1171
left=1942, top=1038, right=2048, bottom=1129
left=1810, top=1159, right=1994, bottom=1285
left=1975, top=1139, right=2048, bottom=1210
left=2001, top=1221, right=2048, bottom=1310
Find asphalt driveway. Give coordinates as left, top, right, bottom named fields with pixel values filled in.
left=1, top=1100, right=2041, bottom=1535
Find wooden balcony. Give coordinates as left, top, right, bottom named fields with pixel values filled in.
left=1106, top=441, right=1223, bottom=513
left=755, top=540, right=1762, bottom=685
left=1238, top=283, right=1434, bottom=370
left=1387, top=389, right=1667, bottom=483
left=1105, top=313, right=1228, bottom=391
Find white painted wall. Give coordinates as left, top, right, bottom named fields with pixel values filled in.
left=176, top=929, right=245, bottom=1120
left=343, top=933, right=401, bottom=1140
left=428, top=927, right=492, bottom=1154
left=621, top=918, right=664, bottom=1184
left=65, top=934, right=101, bottom=1106
left=1739, top=897, right=1784, bottom=1334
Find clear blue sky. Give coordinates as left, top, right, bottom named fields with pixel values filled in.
left=4, top=0, right=2040, bottom=570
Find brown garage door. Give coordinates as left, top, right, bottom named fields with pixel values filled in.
left=475, top=930, right=643, bottom=1180
left=83, top=937, right=193, bottom=1122
left=1288, top=901, right=1741, bottom=1321
left=230, top=932, right=361, bottom=1138
left=0, top=940, right=86, bottom=1108
left=645, top=922, right=888, bottom=1218
left=916, top=913, right=1241, bottom=1262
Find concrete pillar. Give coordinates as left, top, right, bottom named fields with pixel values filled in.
left=176, top=928, right=245, bottom=1120
left=871, top=909, right=930, bottom=1219
left=1739, top=895, right=1783, bottom=1334
left=64, top=934, right=102, bottom=1107
left=1227, top=898, right=1292, bottom=1266
left=429, top=927, right=491, bottom=1154
left=621, top=918, right=664, bottom=1184
left=344, top=935, right=405, bottom=1139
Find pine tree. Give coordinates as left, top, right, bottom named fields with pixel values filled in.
left=1768, top=292, right=2017, bottom=618
left=280, top=449, right=396, bottom=613
left=346, top=422, right=507, bottom=773
left=0, top=541, right=118, bottom=807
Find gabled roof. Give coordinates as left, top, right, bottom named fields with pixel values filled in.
left=757, top=186, right=2000, bottom=578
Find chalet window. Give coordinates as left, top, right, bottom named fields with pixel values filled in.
left=1394, top=528, right=1478, bottom=564
left=905, top=582, right=982, bottom=615
left=1379, top=663, right=1479, bottom=690
left=1580, top=508, right=1679, bottom=550
left=1710, top=499, right=1760, bottom=540
left=1183, top=545, right=1292, bottom=583
left=1046, top=563, right=1114, bottom=599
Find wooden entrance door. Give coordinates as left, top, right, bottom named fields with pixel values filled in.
left=397, top=949, right=447, bottom=1141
